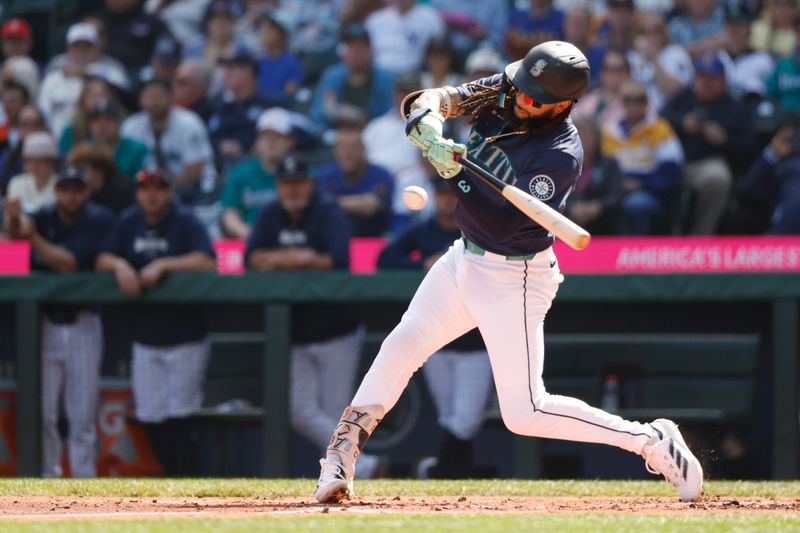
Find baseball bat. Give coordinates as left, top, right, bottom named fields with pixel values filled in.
left=455, top=154, right=591, bottom=251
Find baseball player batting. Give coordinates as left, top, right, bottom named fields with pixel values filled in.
left=314, top=41, right=703, bottom=503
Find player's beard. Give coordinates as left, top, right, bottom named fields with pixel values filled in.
left=503, top=101, right=572, bottom=132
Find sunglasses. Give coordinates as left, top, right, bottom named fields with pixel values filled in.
left=511, top=82, right=542, bottom=108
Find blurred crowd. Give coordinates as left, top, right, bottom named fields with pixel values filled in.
left=0, top=0, right=797, bottom=477
left=1, top=0, right=800, bottom=243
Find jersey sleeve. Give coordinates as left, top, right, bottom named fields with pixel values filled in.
left=322, top=204, right=352, bottom=270
left=454, top=74, right=504, bottom=101
left=184, top=213, right=215, bottom=258
left=71, top=209, right=114, bottom=270
left=244, top=205, right=275, bottom=265
left=99, top=214, right=128, bottom=258
left=220, top=167, right=244, bottom=210
left=376, top=222, right=424, bottom=270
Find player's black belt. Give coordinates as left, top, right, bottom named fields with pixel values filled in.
left=461, top=235, right=536, bottom=261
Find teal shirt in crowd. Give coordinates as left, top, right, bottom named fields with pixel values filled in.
left=221, top=158, right=277, bottom=224
left=114, top=138, right=151, bottom=181
left=768, top=56, right=800, bottom=112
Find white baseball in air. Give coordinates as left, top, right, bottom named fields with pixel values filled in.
left=402, top=185, right=428, bottom=211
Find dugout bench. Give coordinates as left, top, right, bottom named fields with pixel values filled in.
left=1, top=272, right=798, bottom=479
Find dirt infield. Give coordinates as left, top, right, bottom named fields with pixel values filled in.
left=0, top=495, right=798, bottom=521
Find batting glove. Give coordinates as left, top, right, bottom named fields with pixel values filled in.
left=427, top=138, right=466, bottom=179
left=406, top=108, right=445, bottom=153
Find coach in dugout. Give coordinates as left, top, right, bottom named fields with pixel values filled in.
left=3, top=165, right=114, bottom=477
left=245, top=155, right=381, bottom=479
left=96, top=168, right=216, bottom=475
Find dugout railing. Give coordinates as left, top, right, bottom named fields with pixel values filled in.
left=0, top=271, right=797, bottom=479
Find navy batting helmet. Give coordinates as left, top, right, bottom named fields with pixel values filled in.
left=504, top=41, right=590, bottom=104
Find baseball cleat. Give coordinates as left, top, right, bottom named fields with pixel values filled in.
left=314, top=456, right=353, bottom=504
left=644, top=419, right=704, bottom=502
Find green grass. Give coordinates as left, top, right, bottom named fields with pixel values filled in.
left=1, top=480, right=798, bottom=532
left=3, top=514, right=800, bottom=533
left=0, top=478, right=798, bottom=498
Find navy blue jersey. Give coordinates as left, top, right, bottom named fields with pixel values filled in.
left=377, top=217, right=485, bottom=352
left=449, top=74, right=583, bottom=256
left=101, top=201, right=214, bottom=347
left=32, top=202, right=114, bottom=272
left=245, top=190, right=359, bottom=344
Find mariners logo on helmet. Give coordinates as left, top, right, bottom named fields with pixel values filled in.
left=529, top=175, right=555, bottom=201
left=530, top=59, right=547, bottom=77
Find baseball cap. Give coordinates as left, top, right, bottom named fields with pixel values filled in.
left=1, top=18, right=31, bottom=40
left=22, top=132, right=58, bottom=159
left=152, top=36, right=181, bottom=64
left=220, top=50, right=258, bottom=72
left=66, top=22, right=99, bottom=45
left=694, top=51, right=725, bottom=77
left=55, top=165, right=89, bottom=187
left=256, top=107, right=293, bottom=135
left=724, top=1, right=755, bottom=23
left=204, top=0, right=236, bottom=25
left=87, top=99, right=123, bottom=121
left=465, top=47, right=504, bottom=74
left=276, top=155, right=311, bottom=181
left=341, top=24, right=370, bottom=45
left=136, top=169, right=171, bottom=188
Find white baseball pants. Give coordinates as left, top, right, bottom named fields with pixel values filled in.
left=423, top=349, right=493, bottom=440
left=41, top=311, right=103, bottom=478
left=352, top=239, right=656, bottom=455
left=131, top=338, right=211, bottom=423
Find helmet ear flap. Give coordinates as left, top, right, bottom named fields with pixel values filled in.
left=498, top=72, right=512, bottom=109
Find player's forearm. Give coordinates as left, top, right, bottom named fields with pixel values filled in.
left=222, top=209, right=251, bottom=239
left=30, top=233, right=78, bottom=273
left=157, top=251, right=216, bottom=272
left=407, top=87, right=463, bottom=119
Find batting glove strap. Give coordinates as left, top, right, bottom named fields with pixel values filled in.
left=406, top=108, right=445, bottom=153
left=427, top=138, right=466, bottom=179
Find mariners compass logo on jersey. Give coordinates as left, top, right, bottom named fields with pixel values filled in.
left=529, top=174, right=555, bottom=201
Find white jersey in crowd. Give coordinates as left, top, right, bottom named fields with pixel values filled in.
left=37, top=70, right=84, bottom=140
left=365, top=5, right=445, bottom=75
left=629, top=44, right=694, bottom=111
left=121, top=107, right=217, bottom=191
left=718, top=49, right=775, bottom=100
left=6, top=173, right=56, bottom=213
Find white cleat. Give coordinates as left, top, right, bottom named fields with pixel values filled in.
left=314, top=456, right=353, bottom=504
left=644, top=418, right=704, bottom=502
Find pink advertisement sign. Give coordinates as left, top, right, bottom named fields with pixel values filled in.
left=553, top=236, right=800, bottom=274
left=213, top=239, right=245, bottom=275
left=0, top=241, right=30, bottom=274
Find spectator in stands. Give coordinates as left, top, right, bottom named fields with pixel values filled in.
left=662, top=51, right=755, bottom=235
left=567, top=116, right=624, bottom=235
left=316, top=126, right=394, bottom=237
left=139, top=35, right=183, bottom=87
left=629, top=11, right=694, bottom=111
left=45, top=22, right=130, bottom=91
left=429, top=0, right=508, bottom=57
left=96, top=168, right=216, bottom=476
left=184, top=0, right=251, bottom=73
left=6, top=132, right=60, bottom=213
left=96, top=0, right=172, bottom=77
left=603, top=80, right=684, bottom=235
left=207, top=52, right=277, bottom=169
left=377, top=178, right=492, bottom=479
left=750, top=0, right=799, bottom=58
left=0, top=104, right=46, bottom=192
left=562, top=5, right=605, bottom=86
left=420, top=38, right=462, bottom=90
left=39, top=23, right=111, bottom=139
left=234, top=0, right=270, bottom=52
left=86, top=99, right=151, bottom=181
left=1, top=19, right=33, bottom=62
left=667, top=0, right=727, bottom=58
left=767, top=17, right=800, bottom=112
left=719, top=1, right=775, bottom=101
left=245, top=155, right=380, bottom=479
left=506, top=0, right=565, bottom=60
left=60, top=76, right=121, bottom=155
left=0, top=80, right=30, bottom=148
left=310, top=24, right=395, bottom=129
left=364, top=0, right=445, bottom=75
left=572, top=50, right=630, bottom=129
left=121, top=78, right=216, bottom=204
left=739, top=122, right=800, bottom=233
left=3, top=56, right=40, bottom=102
left=4, top=165, right=114, bottom=478
left=67, top=143, right=135, bottom=215
left=593, top=0, right=637, bottom=54
left=220, top=107, right=294, bottom=239
left=255, top=12, right=303, bottom=100
left=145, top=0, right=209, bottom=47
left=172, top=60, right=213, bottom=122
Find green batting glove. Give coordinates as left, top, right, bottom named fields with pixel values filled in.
left=427, top=138, right=466, bottom=179
left=406, top=108, right=445, bottom=153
